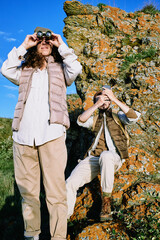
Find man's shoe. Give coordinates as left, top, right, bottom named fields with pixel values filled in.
left=24, top=237, right=34, bottom=240
left=24, top=236, right=39, bottom=240
left=100, top=196, right=113, bottom=222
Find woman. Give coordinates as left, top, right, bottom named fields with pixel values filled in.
left=1, top=26, right=82, bottom=240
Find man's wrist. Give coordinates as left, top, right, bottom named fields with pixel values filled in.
left=94, top=102, right=100, bottom=109
left=109, top=95, right=117, bottom=102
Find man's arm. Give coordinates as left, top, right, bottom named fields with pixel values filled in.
left=102, top=88, right=140, bottom=124
left=78, top=94, right=108, bottom=123
left=102, top=88, right=130, bottom=114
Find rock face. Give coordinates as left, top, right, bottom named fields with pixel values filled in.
left=64, top=1, right=160, bottom=239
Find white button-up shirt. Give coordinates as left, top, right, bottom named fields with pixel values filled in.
left=1, top=43, right=82, bottom=146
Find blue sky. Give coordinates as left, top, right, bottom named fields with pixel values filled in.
left=0, top=0, right=159, bottom=118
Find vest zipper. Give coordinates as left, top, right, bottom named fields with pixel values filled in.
left=47, top=65, right=51, bottom=124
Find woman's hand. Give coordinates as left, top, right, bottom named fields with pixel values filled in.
left=22, top=33, right=39, bottom=50
left=49, top=33, right=64, bottom=48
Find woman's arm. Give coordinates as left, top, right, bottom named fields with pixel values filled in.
left=49, top=33, right=82, bottom=86
left=1, top=45, right=27, bottom=85
left=58, top=43, right=82, bottom=86
left=1, top=33, right=39, bottom=85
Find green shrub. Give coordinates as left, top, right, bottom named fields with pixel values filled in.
left=0, top=118, right=14, bottom=209
left=120, top=46, right=157, bottom=77
left=117, top=203, right=160, bottom=240
left=97, top=3, right=107, bottom=11
left=138, top=4, right=160, bottom=15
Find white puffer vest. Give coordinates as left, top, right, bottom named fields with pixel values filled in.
left=12, top=56, right=70, bottom=131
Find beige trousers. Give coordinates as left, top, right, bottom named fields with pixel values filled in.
left=13, top=135, right=67, bottom=240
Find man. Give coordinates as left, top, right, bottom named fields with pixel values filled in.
left=66, top=86, right=140, bottom=222
left=1, top=27, right=82, bottom=240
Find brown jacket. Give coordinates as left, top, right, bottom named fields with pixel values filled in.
left=12, top=56, right=70, bottom=131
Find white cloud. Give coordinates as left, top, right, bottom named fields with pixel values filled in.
left=4, top=37, right=17, bottom=42
left=0, top=30, right=17, bottom=42
left=7, top=93, right=16, bottom=98
left=4, top=85, right=18, bottom=91
left=0, top=31, right=10, bottom=36
left=18, top=29, right=24, bottom=33
left=0, top=31, right=6, bottom=35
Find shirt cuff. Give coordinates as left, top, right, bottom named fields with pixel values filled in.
left=17, top=45, right=27, bottom=59
left=127, top=111, right=141, bottom=122
left=58, top=43, right=74, bottom=58
left=126, top=108, right=138, bottom=119
left=77, top=116, right=84, bottom=125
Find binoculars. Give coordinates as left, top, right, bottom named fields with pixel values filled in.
left=37, top=30, right=52, bottom=40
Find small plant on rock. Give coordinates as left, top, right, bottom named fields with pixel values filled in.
left=138, top=3, right=160, bottom=15
left=97, top=3, right=107, bottom=11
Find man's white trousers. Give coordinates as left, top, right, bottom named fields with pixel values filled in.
left=66, top=150, right=122, bottom=218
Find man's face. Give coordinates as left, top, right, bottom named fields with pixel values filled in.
left=96, top=93, right=111, bottom=110
left=37, top=38, right=52, bottom=56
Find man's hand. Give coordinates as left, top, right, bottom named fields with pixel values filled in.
left=95, top=94, right=110, bottom=108
left=49, top=33, right=64, bottom=48
left=22, top=33, right=39, bottom=50
left=78, top=95, right=107, bottom=123
left=102, top=88, right=130, bottom=114
left=102, top=88, right=116, bottom=102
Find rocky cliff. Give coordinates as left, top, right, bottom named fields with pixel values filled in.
left=64, top=1, right=160, bottom=239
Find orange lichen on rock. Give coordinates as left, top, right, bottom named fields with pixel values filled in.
left=131, top=128, right=143, bottom=134
left=75, top=222, right=130, bottom=240
left=67, top=97, right=82, bottom=111
left=91, top=39, right=111, bottom=55
left=145, top=76, right=156, bottom=86
left=90, top=60, right=119, bottom=77
left=122, top=183, right=160, bottom=209
left=83, top=92, right=94, bottom=110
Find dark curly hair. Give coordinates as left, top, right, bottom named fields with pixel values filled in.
left=22, top=45, right=63, bottom=69
left=93, top=91, right=102, bottom=103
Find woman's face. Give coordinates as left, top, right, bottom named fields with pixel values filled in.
left=37, top=38, right=52, bottom=56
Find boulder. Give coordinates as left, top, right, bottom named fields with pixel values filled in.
left=64, top=1, right=160, bottom=239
